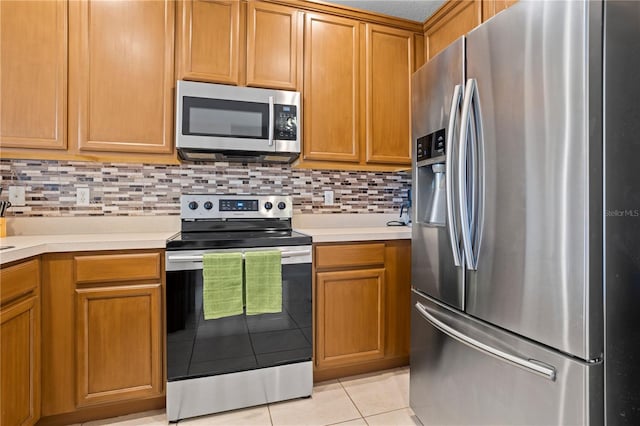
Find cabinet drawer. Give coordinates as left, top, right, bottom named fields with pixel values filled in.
left=74, top=252, right=161, bottom=284
left=1, top=258, right=40, bottom=305
left=315, top=243, right=385, bottom=269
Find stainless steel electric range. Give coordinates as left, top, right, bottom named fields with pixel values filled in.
left=165, top=195, right=312, bottom=422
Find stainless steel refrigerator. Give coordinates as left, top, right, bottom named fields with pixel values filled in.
left=410, top=1, right=640, bottom=424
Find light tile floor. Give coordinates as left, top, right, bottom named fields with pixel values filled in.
left=83, top=367, right=421, bottom=426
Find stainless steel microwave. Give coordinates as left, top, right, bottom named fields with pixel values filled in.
left=175, top=80, right=301, bottom=163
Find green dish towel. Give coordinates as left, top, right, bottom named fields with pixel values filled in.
left=202, top=252, right=244, bottom=320
left=245, top=250, right=282, bottom=315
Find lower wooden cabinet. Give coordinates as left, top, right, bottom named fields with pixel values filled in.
left=313, top=240, right=410, bottom=381
left=0, top=258, right=41, bottom=426
left=316, top=268, right=386, bottom=368
left=75, top=283, right=162, bottom=407
left=41, top=250, right=164, bottom=423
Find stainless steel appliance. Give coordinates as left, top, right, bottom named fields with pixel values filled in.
left=176, top=81, right=301, bottom=163
left=165, top=195, right=312, bottom=422
left=410, top=1, right=640, bottom=424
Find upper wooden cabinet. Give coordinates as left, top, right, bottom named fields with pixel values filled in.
left=69, top=0, right=175, bottom=155
left=301, top=13, right=417, bottom=170
left=482, top=0, right=518, bottom=21
left=0, top=0, right=67, bottom=150
left=246, top=1, right=303, bottom=90
left=424, top=0, right=481, bottom=61
left=177, top=0, right=302, bottom=90
left=364, top=24, right=413, bottom=165
left=177, top=0, right=241, bottom=84
left=303, top=12, right=360, bottom=163
left=423, top=0, right=518, bottom=62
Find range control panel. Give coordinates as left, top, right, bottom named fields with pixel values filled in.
left=274, top=104, right=297, bottom=141
left=181, top=194, right=292, bottom=220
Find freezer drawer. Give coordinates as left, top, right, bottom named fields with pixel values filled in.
left=410, top=291, right=602, bottom=425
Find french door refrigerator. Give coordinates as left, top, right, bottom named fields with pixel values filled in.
left=410, top=1, right=640, bottom=425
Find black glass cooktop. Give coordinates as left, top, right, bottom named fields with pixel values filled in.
left=166, top=229, right=311, bottom=250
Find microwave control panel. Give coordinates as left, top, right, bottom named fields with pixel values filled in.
left=274, top=104, right=297, bottom=140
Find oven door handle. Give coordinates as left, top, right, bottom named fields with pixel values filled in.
left=167, top=249, right=311, bottom=262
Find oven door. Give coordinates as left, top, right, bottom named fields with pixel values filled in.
left=165, top=246, right=312, bottom=382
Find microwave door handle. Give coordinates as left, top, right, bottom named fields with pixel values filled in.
left=268, top=96, right=275, bottom=147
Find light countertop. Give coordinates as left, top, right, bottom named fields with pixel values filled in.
left=0, top=232, right=177, bottom=265
left=293, top=213, right=411, bottom=243
left=295, top=226, right=410, bottom=243
left=0, top=214, right=411, bottom=265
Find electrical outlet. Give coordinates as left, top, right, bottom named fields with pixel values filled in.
left=323, top=190, right=334, bottom=206
left=8, top=186, right=26, bottom=206
left=76, top=187, right=90, bottom=206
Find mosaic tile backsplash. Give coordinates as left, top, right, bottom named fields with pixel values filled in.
left=0, top=159, right=411, bottom=217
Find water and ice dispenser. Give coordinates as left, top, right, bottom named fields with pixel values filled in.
left=415, top=129, right=447, bottom=226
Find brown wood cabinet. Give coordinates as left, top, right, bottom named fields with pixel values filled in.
left=301, top=13, right=418, bottom=170
left=0, top=258, right=41, bottom=426
left=246, top=1, right=303, bottom=90
left=364, top=24, right=413, bottom=165
left=482, top=0, right=518, bottom=21
left=313, top=240, right=410, bottom=381
left=302, top=12, right=361, bottom=163
left=316, top=268, right=386, bottom=368
left=177, top=0, right=302, bottom=91
left=2, top=0, right=177, bottom=164
left=40, top=250, right=164, bottom=423
left=424, top=0, right=482, bottom=61
left=76, top=283, right=162, bottom=407
left=177, top=0, right=241, bottom=85
left=0, top=0, right=67, bottom=151
left=69, top=0, right=174, bottom=156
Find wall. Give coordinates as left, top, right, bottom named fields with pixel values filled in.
left=0, top=159, right=411, bottom=217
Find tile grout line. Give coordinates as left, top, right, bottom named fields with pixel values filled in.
left=337, top=378, right=367, bottom=423
left=336, top=369, right=412, bottom=423
left=267, top=402, right=275, bottom=426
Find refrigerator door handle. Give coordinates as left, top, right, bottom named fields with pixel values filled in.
left=458, top=79, right=475, bottom=269
left=470, top=79, right=485, bottom=271
left=458, top=78, right=484, bottom=270
left=415, top=301, right=557, bottom=381
left=446, top=84, right=463, bottom=267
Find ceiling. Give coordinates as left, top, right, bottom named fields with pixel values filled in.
left=326, top=0, right=446, bottom=22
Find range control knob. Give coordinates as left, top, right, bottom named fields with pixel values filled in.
left=277, top=202, right=286, bottom=210
left=188, top=201, right=199, bottom=210
left=203, top=201, right=213, bottom=210
left=264, top=202, right=273, bottom=210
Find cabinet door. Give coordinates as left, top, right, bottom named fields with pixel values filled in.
left=303, top=13, right=360, bottom=162
left=425, top=0, right=481, bottom=60
left=75, top=283, right=162, bottom=407
left=482, top=0, right=518, bottom=21
left=69, top=0, right=174, bottom=154
left=177, top=0, right=240, bottom=84
left=246, top=1, right=302, bottom=90
left=1, top=296, right=40, bottom=426
left=316, top=268, right=385, bottom=368
left=0, top=0, right=66, bottom=150
left=364, top=24, right=413, bottom=165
